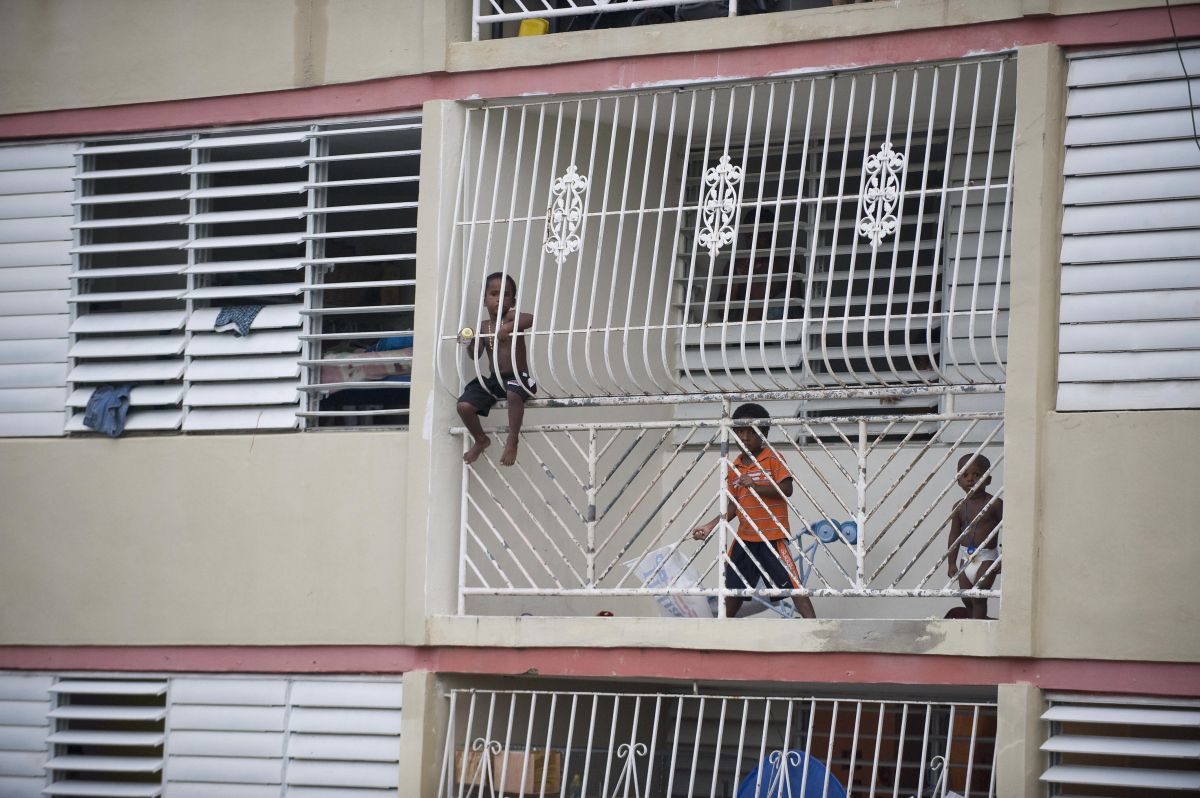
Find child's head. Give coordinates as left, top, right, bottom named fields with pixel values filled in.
left=731, top=403, right=771, bottom=454
left=484, top=272, right=518, bottom=317
left=956, top=453, right=992, bottom=495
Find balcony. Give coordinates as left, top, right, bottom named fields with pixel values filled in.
left=440, top=685, right=998, bottom=797
left=435, top=57, right=1014, bottom=620
left=470, top=1, right=876, bottom=42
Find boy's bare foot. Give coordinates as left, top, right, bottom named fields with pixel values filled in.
left=500, top=439, right=519, bottom=466
left=464, top=436, right=491, bottom=464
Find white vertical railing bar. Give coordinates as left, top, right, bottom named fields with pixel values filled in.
left=945, top=65, right=983, bottom=386
left=640, top=92, right=678, bottom=396
left=601, top=94, right=641, bottom=393
left=686, top=695, right=705, bottom=798
left=582, top=98, right=619, bottom=393
left=565, top=99, right=600, bottom=397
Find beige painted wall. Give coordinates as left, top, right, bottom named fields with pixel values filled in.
left=0, top=0, right=464, bottom=115
left=0, top=432, right=410, bottom=645
left=1035, top=410, right=1200, bottom=663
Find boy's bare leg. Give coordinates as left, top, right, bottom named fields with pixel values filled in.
left=724, top=597, right=744, bottom=618
left=500, top=391, right=525, bottom=466
left=791, top=595, right=816, bottom=619
left=458, top=402, right=491, bottom=464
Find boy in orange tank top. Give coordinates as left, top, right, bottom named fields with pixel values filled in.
left=692, top=403, right=816, bottom=619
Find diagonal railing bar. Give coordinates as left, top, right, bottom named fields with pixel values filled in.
left=464, top=479, right=540, bottom=589
left=866, top=417, right=989, bottom=562
left=521, top=433, right=589, bottom=525
left=794, top=419, right=858, bottom=486
left=606, top=434, right=723, bottom=586
left=597, top=428, right=669, bottom=518
left=505, top=444, right=588, bottom=556
left=477, top=456, right=574, bottom=589
left=864, top=421, right=959, bottom=529
left=464, top=492, right=518, bottom=590
left=598, top=425, right=641, bottom=468
left=527, top=430, right=588, bottom=516
left=595, top=427, right=711, bottom=569
left=558, top=427, right=593, bottom=477
left=864, top=418, right=939, bottom=492
left=618, top=461, right=725, bottom=591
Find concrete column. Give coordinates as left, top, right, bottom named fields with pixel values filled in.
left=397, top=670, right=450, bottom=797
left=406, top=99, right=471, bottom=637
left=995, top=683, right=1045, bottom=797
left=996, top=43, right=1067, bottom=658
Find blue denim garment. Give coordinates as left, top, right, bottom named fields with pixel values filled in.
left=83, top=384, right=132, bottom=438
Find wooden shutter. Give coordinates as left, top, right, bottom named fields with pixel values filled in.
left=0, top=143, right=74, bottom=436
left=1058, top=45, right=1200, bottom=411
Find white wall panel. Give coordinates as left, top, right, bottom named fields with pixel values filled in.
left=1058, top=46, right=1200, bottom=411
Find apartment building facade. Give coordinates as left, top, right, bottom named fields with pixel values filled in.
left=0, top=1, right=1197, bottom=795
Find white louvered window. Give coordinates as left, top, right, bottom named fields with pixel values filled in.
left=68, top=115, right=420, bottom=434
left=45, top=678, right=168, bottom=797
left=1041, top=693, right=1200, bottom=796
left=0, top=673, right=53, bottom=798
left=1058, top=44, right=1200, bottom=411
left=0, top=143, right=75, bottom=437
left=161, top=675, right=404, bottom=796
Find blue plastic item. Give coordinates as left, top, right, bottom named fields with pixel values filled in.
left=735, top=749, right=847, bottom=798
left=810, top=519, right=838, bottom=543
left=809, top=519, right=858, bottom=545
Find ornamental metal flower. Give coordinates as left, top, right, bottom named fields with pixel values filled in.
left=544, top=165, right=589, bottom=268
left=697, top=155, right=744, bottom=259
left=858, top=141, right=906, bottom=250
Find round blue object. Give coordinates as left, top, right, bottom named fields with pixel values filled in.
left=838, top=520, right=858, bottom=545
left=810, top=519, right=838, bottom=543
left=736, top=749, right=847, bottom=798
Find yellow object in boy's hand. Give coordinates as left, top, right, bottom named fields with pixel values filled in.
left=457, top=327, right=475, bottom=346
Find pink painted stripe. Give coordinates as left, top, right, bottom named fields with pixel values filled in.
left=2, top=7, right=1198, bottom=140
left=2, top=646, right=1197, bottom=697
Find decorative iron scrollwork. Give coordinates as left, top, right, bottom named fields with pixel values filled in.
left=858, top=141, right=905, bottom=250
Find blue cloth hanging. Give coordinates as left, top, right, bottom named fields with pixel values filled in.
left=214, top=304, right=264, bottom=336
left=83, top=384, right=132, bottom=438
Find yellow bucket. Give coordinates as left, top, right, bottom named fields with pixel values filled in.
left=518, top=18, right=550, bottom=36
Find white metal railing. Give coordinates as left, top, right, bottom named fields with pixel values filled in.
left=440, top=688, right=998, bottom=797
left=455, top=404, right=1002, bottom=615
left=437, top=58, right=1015, bottom=403
left=472, top=1, right=752, bottom=41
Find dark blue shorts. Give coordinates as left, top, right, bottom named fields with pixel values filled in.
left=725, top=539, right=800, bottom=592
left=458, top=372, right=537, bottom=417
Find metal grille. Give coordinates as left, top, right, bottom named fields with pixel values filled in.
left=457, top=405, right=1002, bottom=615
left=69, top=115, right=419, bottom=433
left=440, top=688, right=997, bottom=797
left=437, top=58, right=1014, bottom=404
left=472, top=1, right=745, bottom=41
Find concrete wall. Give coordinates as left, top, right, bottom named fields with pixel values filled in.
left=0, top=432, right=410, bottom=645
left=0, top=0, right=464, bottom=115
left=1035, top=410, right=1200, bottom=663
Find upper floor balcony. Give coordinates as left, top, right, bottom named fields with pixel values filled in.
left=434, top=56, right=1014, bottom=621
